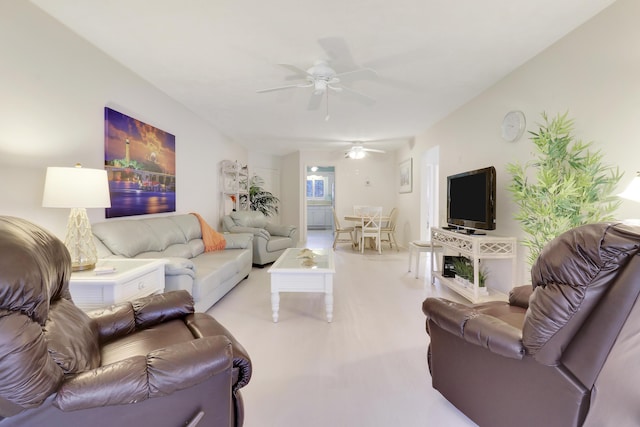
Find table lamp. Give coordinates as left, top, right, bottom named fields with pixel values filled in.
left=42, top=164, right=111, bottom=271
left=618, top=172, right=640, bottom=202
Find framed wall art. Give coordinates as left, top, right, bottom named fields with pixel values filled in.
left=399, top=158, right=413, bottom=193
left=104, top=107, right=176, bottom=218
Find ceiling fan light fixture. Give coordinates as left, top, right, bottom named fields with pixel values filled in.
left=347, top=147, right=366, bottom=159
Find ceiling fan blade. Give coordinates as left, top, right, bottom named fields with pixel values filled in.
left=256, top=82, right=312, bottom=93
left=363, top=148, right=386, bottom=153
left=334, top=67, right=377, bottom=80
left=339, top=86, right=376, bottom=106
left=307, top=92, right=323, bottom=111
left=277, top=63, right=311, bottom=78
left=317, top=37, right=357, bottom=70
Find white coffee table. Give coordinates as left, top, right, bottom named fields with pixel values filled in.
left=268, top=248, right=335, bottom=323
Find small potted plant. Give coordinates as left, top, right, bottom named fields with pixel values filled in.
left=452, top=257, right=487, bottom=289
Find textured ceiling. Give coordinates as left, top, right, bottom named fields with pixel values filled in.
left=31, top=0, right=616, bottom=155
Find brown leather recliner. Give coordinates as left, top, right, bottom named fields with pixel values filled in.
left=423, top=222, right=640, bottom=427
left=0, top=216, right=252, bottom=426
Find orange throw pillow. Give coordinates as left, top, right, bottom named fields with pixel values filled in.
left=190, top=212, right=226, bottom=252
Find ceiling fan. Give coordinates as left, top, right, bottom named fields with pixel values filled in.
left=344, top=142, right=385, bottom=159
left=256, top=60, right=376, bottom=121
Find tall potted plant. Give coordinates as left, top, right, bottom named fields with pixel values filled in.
left=249, top=175, right=280, bottom=217
left=507, top=112, right=622, bottom=265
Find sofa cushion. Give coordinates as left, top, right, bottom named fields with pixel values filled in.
left=170, top=214, right=202, bottom=241
left=144, top=217, right=188, bottom=249
left=93, top=221, right=163, bottom=258
left=230, top=211, right=268, bottom=228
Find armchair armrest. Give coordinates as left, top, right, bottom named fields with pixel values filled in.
left=423, top=298, right=524, bottom=359
left=54, top=335, right=232, bottom=411
left=185, top=313, right=252, bottom=392
left=88, top=291, right=195, bottom=343
left=509, top=284, right=534, bottom=309
left=265, top=223, right=296, bottom=238
left=223, top=232, right=253, bottom=249
left=226, top=225, right=270, bottom=240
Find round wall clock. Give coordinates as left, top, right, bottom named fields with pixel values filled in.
left=501, top=110, right=526, bottom=142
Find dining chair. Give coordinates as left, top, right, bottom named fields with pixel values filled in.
left=353, top=205, right=368, bottom=216
left=360, top=206, right=383, bottom=254
left=380, top=207, right=399, bottom=251
left=352, top=205, right=367, bottom=244
left=332, top=208, right=356, bottom=250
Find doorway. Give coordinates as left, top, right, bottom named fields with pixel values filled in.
left=420, top=146, right=440, bottom=240
left=306, top=166, right=335, bottom=245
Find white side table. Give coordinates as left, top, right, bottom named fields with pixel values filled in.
left=69, top=258, right=165, bottom=311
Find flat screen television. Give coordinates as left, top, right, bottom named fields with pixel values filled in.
left=446, top=166, right=496, bottom=233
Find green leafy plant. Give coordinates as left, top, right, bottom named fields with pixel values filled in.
left=507, top=112, right=622, bottom=265
left=452, top=257, right=487, bottom=287
left=249, top=175, right=280, bottom=217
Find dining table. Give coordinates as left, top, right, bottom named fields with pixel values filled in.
left=343, top=214, right=391, bottom=250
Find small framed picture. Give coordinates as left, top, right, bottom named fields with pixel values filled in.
left=399, top=158, right=412, bottom=193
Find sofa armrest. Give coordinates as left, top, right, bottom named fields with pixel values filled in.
left=265, top=223, right=296, bottom=238
left=88, top=291, right=195, bottom=343
left=54, top=335, right=232, bottom=411
left=223, top=232, right=253, bottom=249
left=162, top=257, right=196, bottom=279
left=423, top=298, right=524, bottom=359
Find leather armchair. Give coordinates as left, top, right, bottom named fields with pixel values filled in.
left=0, top=216, right=252, bottom=426
left=222, top=211, right=297, bottom=265
left=423, top=222, right=640, bottom=427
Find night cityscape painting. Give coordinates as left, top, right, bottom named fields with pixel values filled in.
left=104, top=107, right=176, bottom=218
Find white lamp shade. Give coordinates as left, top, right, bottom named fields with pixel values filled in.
left=43, top=166, right=111, bottom=208
left=618, top=174, right=640, bottom=203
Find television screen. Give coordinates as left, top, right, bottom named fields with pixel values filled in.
left=447, top=166, right=496, bottom=232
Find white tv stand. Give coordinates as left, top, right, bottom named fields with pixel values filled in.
left=430, top=227, right=517, bottom=303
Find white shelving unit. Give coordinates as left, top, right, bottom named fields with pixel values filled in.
left=430, top=227, right=517, bottom=303
left=220, top=160, right=249, bottom=216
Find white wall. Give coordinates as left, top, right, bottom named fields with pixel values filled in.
left=398, top=0, right=640, bottom=285
left=0, top=2, right=246, bottom=238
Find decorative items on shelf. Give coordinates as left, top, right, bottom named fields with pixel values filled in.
left=221, top=160, right=249, bottom=214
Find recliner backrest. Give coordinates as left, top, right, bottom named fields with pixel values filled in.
left=230, top=211, right=268, bottom=228
left=0, top=217, right=79, bottom=413
left=523, top=223, right=640, bottom=366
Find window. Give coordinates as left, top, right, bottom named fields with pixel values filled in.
left=306, top=175, right=327, bottom=199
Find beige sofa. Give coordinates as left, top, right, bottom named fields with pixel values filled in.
left=92, top=214, right=253, bottom=312
left=221, top=211, right=297, bottom=265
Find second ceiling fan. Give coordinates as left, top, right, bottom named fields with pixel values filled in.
left=256, top=60, right=376, bottom=121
